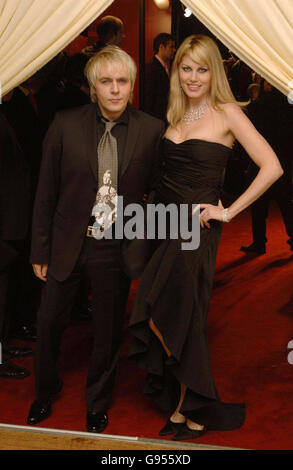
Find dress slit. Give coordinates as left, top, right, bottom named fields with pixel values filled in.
left=149, top=317, right=172, bottom=358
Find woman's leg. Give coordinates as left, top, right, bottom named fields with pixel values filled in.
left=170, top=384, right=186, bottom=423
left=149, top=317, right=204, bottom=430
left=176, top=384, right=205, bottom=429
left=149, top=317, right=171, bottom=357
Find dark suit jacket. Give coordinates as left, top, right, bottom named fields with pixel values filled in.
left=144, top=57, right=170, bottom=121
left=0, top=112, right=30, bottom=241
left=245, top=90, right=293, bottom=192
left=2, top=87, right=42, bottom=196
left=30, top=103, right=165, bottom=281
left=0, top=112, right=30, bottom=270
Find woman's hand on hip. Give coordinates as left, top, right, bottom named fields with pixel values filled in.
left=199, top=200, right=224, bottom=228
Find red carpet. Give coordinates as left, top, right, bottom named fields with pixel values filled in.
left=1, top=203, right=293, bottom=449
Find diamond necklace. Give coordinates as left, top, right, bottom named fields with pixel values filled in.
left=182, top=103, right=207, bottom=123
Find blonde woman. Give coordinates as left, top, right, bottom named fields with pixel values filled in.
left=129, top=35, right=282, bottom=440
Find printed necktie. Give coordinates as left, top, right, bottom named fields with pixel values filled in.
left=91, top=120, right=118, bottom=239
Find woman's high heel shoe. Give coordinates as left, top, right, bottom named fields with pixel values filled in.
left=159, top=418, right=186, bottom=436
left=172, top=424, right=207, bottom=441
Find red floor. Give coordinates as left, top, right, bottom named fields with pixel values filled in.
left=1, top=204, right=293, bottom=449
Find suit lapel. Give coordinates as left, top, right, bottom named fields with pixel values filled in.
left=84, top=104, right=98, bottom=182
left=83, top=105, right=141, bottom=181
left=120, top=109, right=141, bottom=178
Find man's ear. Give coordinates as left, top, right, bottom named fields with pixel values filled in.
left=158, top=43, right=164, bottom=55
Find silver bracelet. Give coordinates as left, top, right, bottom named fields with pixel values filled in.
left=222, top=208, right=230, bottom=223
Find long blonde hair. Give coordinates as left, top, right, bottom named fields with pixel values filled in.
left=167, top=35, right=247, bottom=128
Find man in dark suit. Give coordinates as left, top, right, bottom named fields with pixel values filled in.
left=0, top=111, right=32, bottom=378
left=144, top=33, right=175, bottom=121
left=27, top=46, right=165, bottom=432
left=241, top=82, right=293, bottom=254
left=2, top=87, right=42, bottom=342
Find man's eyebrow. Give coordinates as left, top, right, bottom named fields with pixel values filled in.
left=98, top=75, right=129, bottom=80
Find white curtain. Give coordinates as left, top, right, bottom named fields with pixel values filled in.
left=0, top=0, right=114, bottom=96
left=182, top=0, right=293, bottom=97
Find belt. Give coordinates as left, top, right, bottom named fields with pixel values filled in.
left=86, top=225, right=104, bottom=238
left=85, top=226, right=121, bottom=248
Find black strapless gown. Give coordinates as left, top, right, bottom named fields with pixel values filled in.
left=128, top=139, right=245, bottom=430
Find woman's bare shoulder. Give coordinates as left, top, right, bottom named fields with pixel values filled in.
left=217, top=102, right=246, bottom=119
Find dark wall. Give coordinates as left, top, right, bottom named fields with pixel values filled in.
left=171, top=0, right=229, bottom=58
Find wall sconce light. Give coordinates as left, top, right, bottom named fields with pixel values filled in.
left=184, top=8, right=192, bottom=17
left=153, top=0, right=170, bottom=10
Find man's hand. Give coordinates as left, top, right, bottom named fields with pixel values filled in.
left=32, top=264, right=48, bottom=282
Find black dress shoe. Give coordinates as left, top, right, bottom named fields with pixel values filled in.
left=159, top=419, right=186, bottom=436
left=27, top=380, right=63, bottom=425
left=0, top=360, right=30, bottom=378
left=240, top=243, right=266, bottom=254
left=3, top=344, right=33, bottom=358
left=12, top=325, right=37, bottom=342
left=86, top=412, right=108, bottom=433
left=172, top=424, right=207, bottom=441
left=27, top=400, right=52, bottom=425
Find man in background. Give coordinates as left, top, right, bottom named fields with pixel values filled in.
left=82, top=15, right=124, bottom=57
left=0, top=111, right=32, bottom=378
left=143, top=33, right=175, bottom=121
left=241, top=81, right=293, bottom=254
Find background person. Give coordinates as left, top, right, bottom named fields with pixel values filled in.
left=0, top=112, right=32, bottom=378
left=241, top=81, right=293, bottom=254
left=143, top=33, right=176, bottom=121
left=82, top=16, right=124, bottom=57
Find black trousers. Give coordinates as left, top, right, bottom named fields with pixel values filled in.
left=250, top=182, right=293, bottom=246
left=5, top=237, right=40, bottom=333
left=0, top=240, right=19, bottom=344
left=35, top=237, right=130, bottom=412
